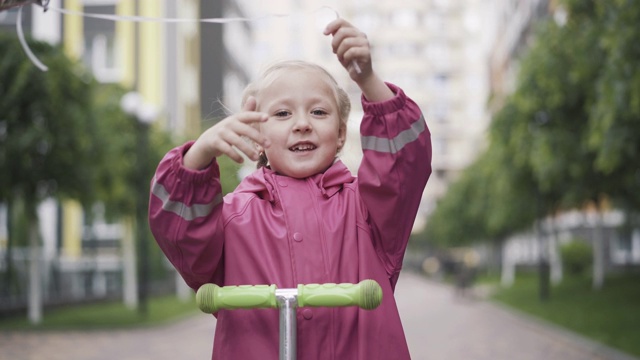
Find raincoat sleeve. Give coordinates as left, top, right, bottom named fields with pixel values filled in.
left=357, top=83, right=432, bottom=288
left=148, top=141, right=225, bottom=290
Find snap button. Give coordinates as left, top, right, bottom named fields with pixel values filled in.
left=293, top=232, right=303, bottom=242
left=302, top=309, right=313, bottom=320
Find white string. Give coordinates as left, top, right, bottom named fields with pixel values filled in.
left=16, top=4, right=360, bottom=73
left=46, top=5, right=291, bottom=24
left=17, top=6, right=48, bottom=71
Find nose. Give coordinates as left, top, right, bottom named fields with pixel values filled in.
left=292, top=114, right=312, bottom=133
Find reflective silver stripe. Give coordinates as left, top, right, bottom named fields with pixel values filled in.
left=361, top=115, right=426, bottom=154
left=151, top=180, right=222, bottom=221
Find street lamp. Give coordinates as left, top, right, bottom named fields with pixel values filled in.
left=121, top=92, right=157, bottom=316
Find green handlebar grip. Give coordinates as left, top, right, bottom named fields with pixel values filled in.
left=196, top=284, right=277, bottom=313
left=297, top=279, right=382, bottom=310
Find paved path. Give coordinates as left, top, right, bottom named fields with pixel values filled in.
left=1, top=272, right=637, bottom=360
left=395, top=272, right=637, bottom=360
left=0, top=313, right=215, bottom=360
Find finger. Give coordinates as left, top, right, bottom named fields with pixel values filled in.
left=323, top=18, right=348, bottom=36
left=222, top=131, right=260, bottom=161
left=216, top=141, right=245, bottom=163
left=330, top=26, right=360, bottom=54
left=243, top=96, right=257, bottom=112
left=236, top=138, right=262, bottom=162
left=335, top=36, right=368, bottom=62
left=233, top=122, right=271, bottom=148
left=236, top=111, right=268, bottom=125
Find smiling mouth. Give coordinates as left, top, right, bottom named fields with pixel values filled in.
left=290, top=143, right=317, bottom=152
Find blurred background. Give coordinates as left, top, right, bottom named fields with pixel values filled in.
left=0, top=0, right=639, bottom=358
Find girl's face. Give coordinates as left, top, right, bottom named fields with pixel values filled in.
left=256, top=69, right=346, bottom=179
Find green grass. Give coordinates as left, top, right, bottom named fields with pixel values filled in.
left=0, top=295, right=200, bottom=331
left=491, top=272, right=640, bottom=357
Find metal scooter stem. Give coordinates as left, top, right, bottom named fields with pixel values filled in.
left=195, top=280, right=383, bottom=360
left=276, top=288, right=298, bottom=360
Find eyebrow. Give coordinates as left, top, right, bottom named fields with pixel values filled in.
left=263, top=97, right=336, bottom=110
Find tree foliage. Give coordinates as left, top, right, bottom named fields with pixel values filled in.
left=90, top=83, right=175, bottom=218
left=0, top=33, right=99, bottom=210
left=0, top=33, right=176, bottom=219
left=421, top=1, right=640, bottom=247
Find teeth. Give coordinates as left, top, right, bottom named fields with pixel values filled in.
left=291, top=144, right=316, bottom=151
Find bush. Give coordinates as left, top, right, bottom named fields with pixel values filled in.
left=560, top=239, right=592, bottom=276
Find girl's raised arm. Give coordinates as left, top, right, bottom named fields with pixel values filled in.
left=324, top=19, right=394, bottom=102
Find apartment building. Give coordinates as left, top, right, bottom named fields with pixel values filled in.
left=0, top=0, right=557, bottom=312
left=0, top=0, right=253, bottom=316
left=237, top=0, right=497, bottom=230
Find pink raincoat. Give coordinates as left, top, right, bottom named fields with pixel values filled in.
left=149, top=84, right=431, bottom=359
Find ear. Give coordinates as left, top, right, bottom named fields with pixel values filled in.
left=337, top=126, right=347, bottom=150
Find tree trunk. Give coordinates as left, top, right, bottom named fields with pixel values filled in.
left=27, top=207, right=43, bottom=324
left=500, top=240, right=515, bottom=287
left=2, top=199, right=13, bottom=297
left=536, top=218, right=549, bottom=301
left=592, top=207, right=606, bottom=290
left=549, top=217, right=563, bottom=285
left=176, top=271, right=191, bottom=302
left=122, top=217, right=138, bottom=309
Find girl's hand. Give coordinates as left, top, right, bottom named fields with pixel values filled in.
left=183, top=97, right=270, bottom=169
left=324, top=18, right=372, bottom=82
left=324, top=19, right=394, bottom=102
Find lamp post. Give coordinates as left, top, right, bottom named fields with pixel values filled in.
left=121, top=92, right=157, bottom=316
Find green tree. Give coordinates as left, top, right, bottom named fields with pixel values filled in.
left=0, top=33, right=178, bottom=321
left=509, top=1, right=640, bottom=289
left=0, top=34, right=101, bottom=323
left=423, top=104, right=539, bottom=248
left=90, top=83, right=175, bottom=218
left=587, top=1, right=640, bottom=209
left=424, top=1, right=640, bottom=291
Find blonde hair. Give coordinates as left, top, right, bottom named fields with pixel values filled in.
left=241, top=60, right=351, bottom=168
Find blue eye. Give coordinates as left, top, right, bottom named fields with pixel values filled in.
left=311, top=109, right=328, bottom=116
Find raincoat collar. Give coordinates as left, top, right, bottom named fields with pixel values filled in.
left=236, top=160, right=355, bottom=201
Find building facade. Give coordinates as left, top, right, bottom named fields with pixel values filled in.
left=0, top=0, right=249, bottom=315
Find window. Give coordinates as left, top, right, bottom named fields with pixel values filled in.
left=430, top=102, right=449, bottom=123
left=429, top=74, right=450, bottom=97
left=82, top=4, right=121, bottom=82
left=432, top=136, right=448, bottom=155
left=84, top=33, right=120, bottom=82
left=433, top=0, right=451, bottom=10
left=425, top=42, right=451, bottom=68
left=390, top=9, right=419, bottom=28
left=389, top=41, right=419, bottom=57
left=388, top=72, right=419, bottom=89
left=425, top=12, right=448, bottom=34
left=353, top=12, right=380, bottom=34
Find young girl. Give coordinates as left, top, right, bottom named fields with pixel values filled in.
left=149, top=19, right=431, bottom=359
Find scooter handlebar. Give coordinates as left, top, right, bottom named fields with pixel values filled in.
left=196, top=284, right=277, bottom=313
left=297, top=280, right=382, bottom=310
left=196, top=280, right=382, bottom=313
